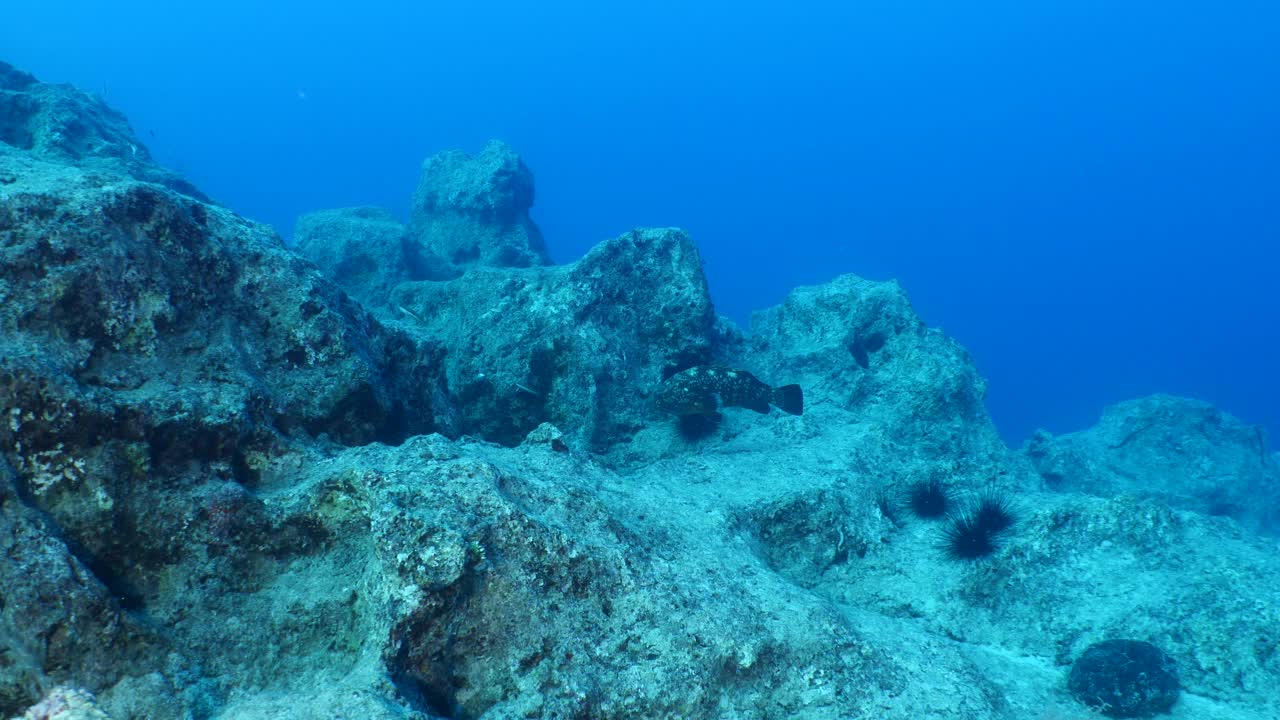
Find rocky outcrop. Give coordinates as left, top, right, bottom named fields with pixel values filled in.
left=0, top=465, right=164, bottom=717
left=294, top=214, right=716, bottom=451
left=294, top=142, right=548, bottom=303
left=293, top=148, right=714, bottom=451
left=391, top=227, right=715, bottom=450
left=0, top=154, right=448, bottom=448
left=741, top=274, right=1001, bottom=459
left=1023, top=394, right=1280, bottom=534
left=3, top=63, right=1279, bottom=720
left=0, top=61, right=204, bottom=200
left=293, top=206, right=424, bottom=307
left=0, top=72, right=454, bottom=716
left=409, top=139, right=548, bottom=271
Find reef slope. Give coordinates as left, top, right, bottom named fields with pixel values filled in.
left=2, top=62, right=1277, bottom=720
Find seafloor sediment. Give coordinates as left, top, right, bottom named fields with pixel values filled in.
left=1, top=60, right=1277, bottom=720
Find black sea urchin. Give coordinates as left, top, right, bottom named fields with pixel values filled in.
left=939, top=492, right=1017, bottom=561
left=904, top=478, right=953, bottom=519
left=972, top=491, right=1017, bottom=534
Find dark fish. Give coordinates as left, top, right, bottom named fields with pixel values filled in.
left=656, top=365, right=803, bottom=419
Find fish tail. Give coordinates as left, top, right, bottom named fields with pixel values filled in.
left=772, top=384, right=803, bottom=415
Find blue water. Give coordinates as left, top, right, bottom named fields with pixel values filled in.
left=6, top=1, right=1278, bottom=445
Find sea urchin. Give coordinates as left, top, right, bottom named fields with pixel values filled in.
left=939, top=492, right=1017, bottom=561
left=904, top=478, right=953, bottom=519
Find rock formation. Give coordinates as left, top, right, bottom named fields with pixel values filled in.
left=3, top=62, right=1278, bottom=720
left=409, top=139, right=549, bottom=271
left=1024, top=394, right=1280, bottom=535
left=0, top=61, right=203, bottom=200
left=388, top=226, right=715, bottom=451
left=292, top=206, right=412, bottom=300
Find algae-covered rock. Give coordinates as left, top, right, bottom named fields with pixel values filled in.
left=0, top=466, right=164, bottom=717
left=409, top=139, right=548, bottom=271
left=295, top=144, right=714, bottom=451
left=0, top=60, right=204, bottom=200
left=0, top=161, right=448, bottom=447
left=391, top=226, right=715, bottom=450
left=12, top=686, right=112, bottom=720
left=1023, top=394, right=1280, bottom=534
left=291, top=142, right=717, bottom=452
left=740, top=273, right=1002, bottom=459
left=1069, top=639, right=1181, bottom=718
left=0, top=73, right=452, bottom=715
left=292, top=206, right=416, bottom=304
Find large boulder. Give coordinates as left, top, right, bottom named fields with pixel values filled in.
left=391, top=227, right=715, bottom=450
left=0, top=153, right=448, bottom=448
left=0, top=80, right=453, bottom=715
left=409, top=139, right=549, bottom=271
left=1023, top=394, right=1280, bottom=534
left=740, top=273, right=1002, bottom=460
left=292, top=206, right=448, bottom=307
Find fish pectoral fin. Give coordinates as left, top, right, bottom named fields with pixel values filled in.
left=697, top=393, right=721, bottom=415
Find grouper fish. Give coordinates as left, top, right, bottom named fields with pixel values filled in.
left=656, top=365, right=803, bottom=418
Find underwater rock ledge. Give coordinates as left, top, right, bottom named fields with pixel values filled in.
left=3, top=62, right=1279, bottom=720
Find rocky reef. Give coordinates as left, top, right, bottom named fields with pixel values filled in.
left=409, top=139, right=549, bottom=271
left=1024, top=394, right=1280, bottom=534
left=0, top=62, right=203, bottom=201
left=2, top=61, right=1278, bottom=720
left=296, top=150, right=717, bottom=452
